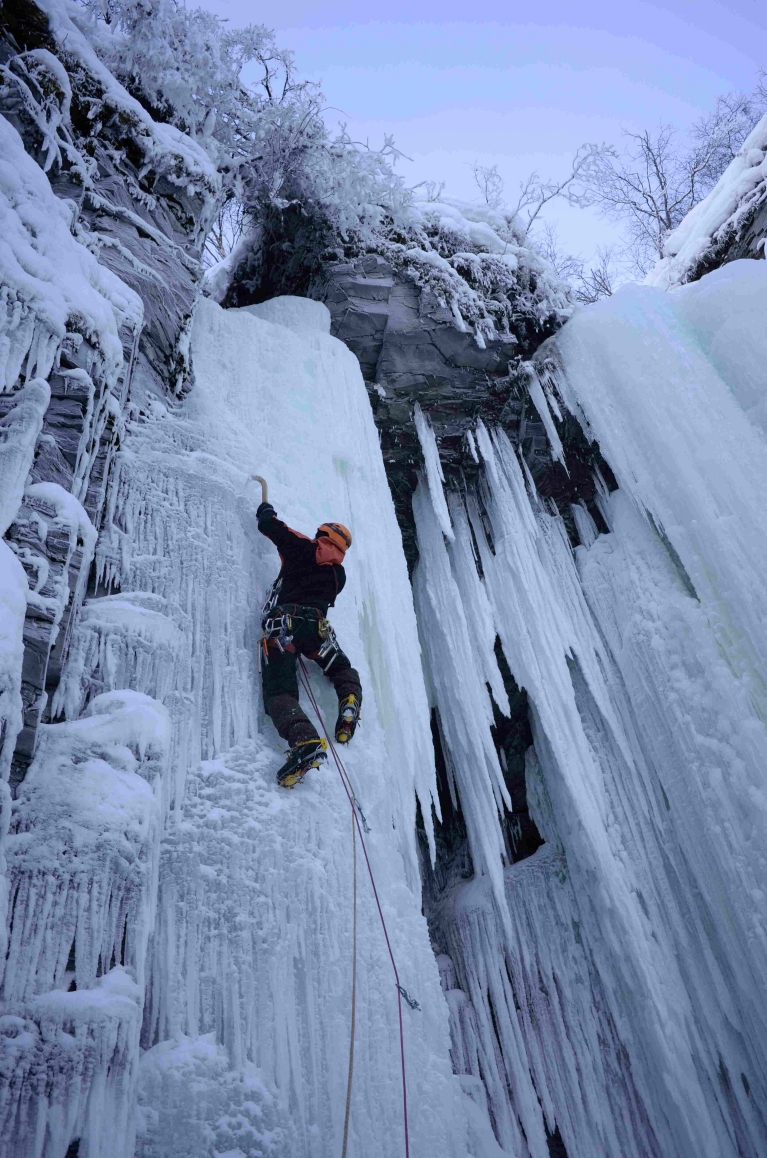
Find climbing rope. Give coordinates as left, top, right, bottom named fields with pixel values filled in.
left=341, top=806, right=357, bottom=1158
left=297, top=664, right=370, bottom=834
left=297, top=657, right=413, bottom=1158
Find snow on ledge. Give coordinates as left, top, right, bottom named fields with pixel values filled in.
left=0, top=116, right=142, bottom=387
left=28, top=966, right=141, bottom=1025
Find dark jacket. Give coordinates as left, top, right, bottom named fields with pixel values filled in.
left=257, top=503, right=346, bottom=614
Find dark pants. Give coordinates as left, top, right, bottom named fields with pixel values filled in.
left=261, top=609, right=362, bottom=747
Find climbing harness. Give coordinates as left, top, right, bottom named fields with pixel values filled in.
left=261, top=606, right=345, bottom=675
left=297, top=657, right=419, bottom=1158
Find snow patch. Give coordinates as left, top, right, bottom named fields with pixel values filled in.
left=237, top=295, right=331, bottom=335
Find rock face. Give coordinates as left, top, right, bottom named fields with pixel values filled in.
left=319, top=252, right=523, bottom=564
left=690, top=192, right=767, bottom=279
left=0, top=0, right=215, bottom=789
left=313, top=250, right=612, bottom=951
left=318, top=251, right=611, bottom=570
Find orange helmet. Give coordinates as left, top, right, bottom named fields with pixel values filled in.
left=317, top=522, right=352, bottom=552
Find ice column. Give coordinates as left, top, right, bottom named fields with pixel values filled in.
left=413, top=261, right=767, bottom=1158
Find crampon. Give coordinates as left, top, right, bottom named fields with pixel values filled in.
left=276, top=737, right=328, bottom=788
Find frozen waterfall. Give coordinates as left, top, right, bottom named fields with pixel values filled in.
left=4, top=196, right=767, bottom=1156
left=413, top=258, right=767, bottom=1158
left=3, top=295, right=479, bottom=1157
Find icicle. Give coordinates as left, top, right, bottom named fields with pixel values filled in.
left=52, top=592, right=183, bottom=723
left=413, top=403, right=455, bottom=542
left=0, top=379, right=50, bottom=535
left=412, top=480, right=510, bottom=905
left=571, top=502, right=598, bottom=549
left=520, top=361, right=565, bottom=466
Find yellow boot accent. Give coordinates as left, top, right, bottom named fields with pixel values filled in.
left=335, top=695, right=360, bottom=744
left=277, top=738, right=327, bottom=788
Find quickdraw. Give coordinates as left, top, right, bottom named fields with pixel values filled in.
left=260, top=582, right=289, bottom=663
left=317, top=617, right=341, bottom=671
left=260, top=612, right=296, bottom=664
left=261, top=577, right=283, bottom=618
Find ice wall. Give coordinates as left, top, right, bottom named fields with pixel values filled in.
left=55, top=295, right=472, bottom=1157
left=414, top=259, right=767, bottom=1158
left=1, top=3, right=482, bottom=1150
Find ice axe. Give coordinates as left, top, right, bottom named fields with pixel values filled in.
left=247, top=474, right=268, bottom=504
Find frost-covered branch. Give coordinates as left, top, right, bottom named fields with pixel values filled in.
left=203, top=198, right=249, bottom=266
left=470, top=146, right=611, bottom=237
left=472, top=162, right=504, bottom=210
left=512, top=143, right=610, bottom=234
left=71, top=0, right=412, bottom=262
left=534, top=223, right=624, bottom=304
left=573, top=247, right=622, bottom=303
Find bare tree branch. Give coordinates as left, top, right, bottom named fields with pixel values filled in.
left=203, top=197, right=249, bottom=267
left=514, top=142, right=610, bottom=233
left=574, top=247, right=621, bottom=303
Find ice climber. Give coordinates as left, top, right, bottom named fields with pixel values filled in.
left=255, top=491, right=362, bottom=788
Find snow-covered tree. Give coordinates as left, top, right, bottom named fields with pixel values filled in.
left=73, top=0, right=411, bottom=260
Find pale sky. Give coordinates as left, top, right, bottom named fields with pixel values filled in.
left=200, top=0, right=765, bottom=262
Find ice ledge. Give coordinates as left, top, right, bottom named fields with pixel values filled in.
left=235, top=295, right=331, bottom=335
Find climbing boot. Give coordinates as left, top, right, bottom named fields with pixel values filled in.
left=335, top=695, right=361, bottom=744
left=276, top=738, right=327, bottom=788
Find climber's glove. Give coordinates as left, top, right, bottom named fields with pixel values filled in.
left=257, top=501, right=276, bottom=520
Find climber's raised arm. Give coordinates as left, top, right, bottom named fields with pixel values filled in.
left=256, top=501, right=316, bottom=565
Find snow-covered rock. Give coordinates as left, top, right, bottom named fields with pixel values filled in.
left=648, top=112, right=767, bottom=287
